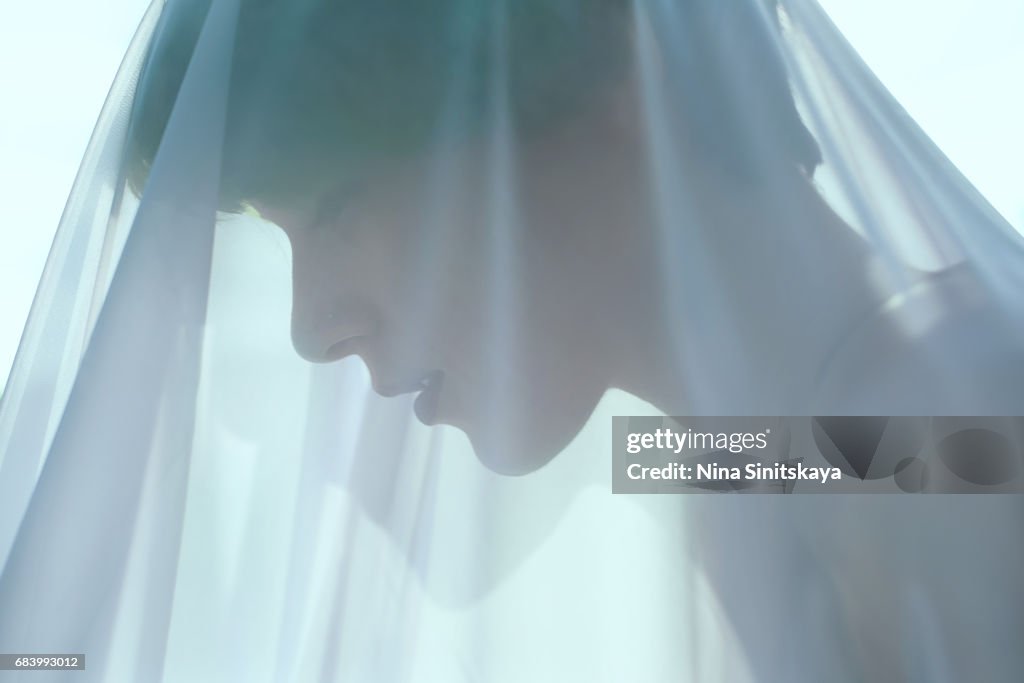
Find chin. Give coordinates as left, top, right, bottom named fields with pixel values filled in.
left=467, top=431, right=561, bottom=476
left=460, top=404, right=593, bottom=476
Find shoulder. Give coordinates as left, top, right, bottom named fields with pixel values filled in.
left=814, top=264, right=1024, bottom=414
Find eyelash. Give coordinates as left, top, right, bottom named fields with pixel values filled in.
left=310, top=194, right=350, bottom=231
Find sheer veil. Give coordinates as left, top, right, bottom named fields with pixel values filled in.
left=1, top=1, right=1021, bottom=681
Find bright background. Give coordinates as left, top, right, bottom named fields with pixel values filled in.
left=1, top=0, right=1022, bottom=394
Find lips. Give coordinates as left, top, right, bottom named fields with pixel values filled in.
left=374, top=369, right=445, bottom=425
left=413, top=372, right=445, bottom=425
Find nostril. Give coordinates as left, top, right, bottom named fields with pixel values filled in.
left=289, top=299, right=376, bottom=363
left=289, top=320, right=360, bottom=363
left=323, top=336, right=366, bottom=362
left=291, top=331, right=366, bottom=364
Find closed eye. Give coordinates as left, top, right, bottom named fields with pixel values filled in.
left=308, top=178, right=366, bottom=232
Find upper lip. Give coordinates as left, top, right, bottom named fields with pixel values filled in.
left=374, top=369, right=444, bottom=398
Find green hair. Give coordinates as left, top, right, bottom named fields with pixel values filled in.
left=127, top=0, right=819, bottom=212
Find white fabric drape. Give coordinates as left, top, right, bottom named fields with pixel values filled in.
left=1, top=1, right=1021, bottom=681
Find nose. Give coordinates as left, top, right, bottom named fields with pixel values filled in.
left=290, top=310, right=374, bottom=364
left=289, top=255, right=376, bottom=363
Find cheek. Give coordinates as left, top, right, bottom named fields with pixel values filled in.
left=369, top=199, right=489, bottom=333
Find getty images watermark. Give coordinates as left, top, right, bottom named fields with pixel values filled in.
left=612, top=416, right=1024, bottom=494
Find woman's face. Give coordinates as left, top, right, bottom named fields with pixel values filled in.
left=257, top=117, right=643, bottom=474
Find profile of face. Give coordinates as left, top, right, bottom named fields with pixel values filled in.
left=257, top=99, right=649, bottom=475
left=130, top=0, right=823, bottom=474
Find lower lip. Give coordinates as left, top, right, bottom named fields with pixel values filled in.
left=413, top=380, right=444, bottom=425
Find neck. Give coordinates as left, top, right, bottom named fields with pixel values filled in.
left=607, top=169, right=898, bottom=414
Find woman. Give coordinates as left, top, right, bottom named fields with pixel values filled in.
left=0, top=0, right=1021, bottom=681
left=128, top=0, right=1024, bottom=470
